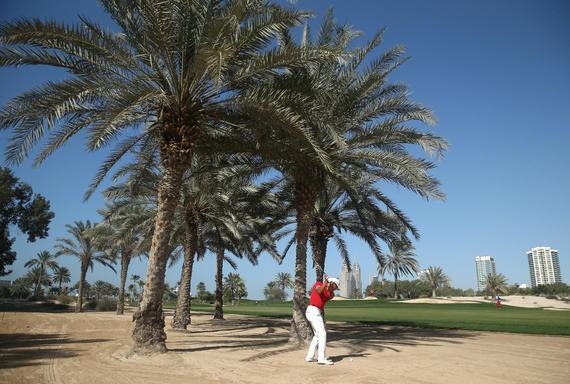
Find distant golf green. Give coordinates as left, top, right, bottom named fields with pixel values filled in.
left=169, top=299, right=570, bottom=336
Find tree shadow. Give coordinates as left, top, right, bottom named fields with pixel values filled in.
left=0, top=333, right=112, bottom=369
left=0, top=301, right=73, bottom=313
left=327, top=322, right=477, bottom=355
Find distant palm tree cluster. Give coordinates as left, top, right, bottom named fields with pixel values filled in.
left=0, top=1, right=446, bottom=354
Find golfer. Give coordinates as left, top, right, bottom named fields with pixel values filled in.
left=305, top=275, right=340, bottom=365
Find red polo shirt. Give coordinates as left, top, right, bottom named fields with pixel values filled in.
left=309, top=281, right=332, bottom=311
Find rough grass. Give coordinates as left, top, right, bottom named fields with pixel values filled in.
left=171, top=299, right=570, bottom=336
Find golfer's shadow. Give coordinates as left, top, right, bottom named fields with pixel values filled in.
left=329, top=352, right=370, bottom=363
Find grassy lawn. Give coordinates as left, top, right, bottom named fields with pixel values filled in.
left=166, top=299, right=570, bottom=336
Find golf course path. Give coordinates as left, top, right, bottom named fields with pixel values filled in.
left=1, top=310, right=569, bottom=383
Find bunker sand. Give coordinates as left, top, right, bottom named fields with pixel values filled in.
left=1, top=310, right=569, bottom=384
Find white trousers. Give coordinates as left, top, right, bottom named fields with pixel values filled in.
left=305, top=305, right=327, bottom=361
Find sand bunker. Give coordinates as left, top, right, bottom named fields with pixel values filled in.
left=1, top=308, right=569, bottom=383
left=402, top=295, right=570, bottom=310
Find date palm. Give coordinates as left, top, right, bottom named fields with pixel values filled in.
left=223, top=12, right=446, bottom=342
left=96, top=201, right=150, bottom=315
left=422, top=266, right=449, bottom=297
left=273, top=272, right=294, bottom=301
left=485, top=272, right=508, bottom=298
left=223, top=272, right=247, bottom=305
left=55, top=220, right=116, bottom=312
left=52, top=266, right=72, bottom=294
left=381, top=241, right=419, bottom=299
left=24, top=250, right=59, bottom=296
left=0, top=0, right=328, bottom=354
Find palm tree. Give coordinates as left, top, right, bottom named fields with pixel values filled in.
left=381, top=241, right=419, bottom=299
left=55, top=221, right=116, bottom=312
left=23, top=266, right=51, bottom=297
left=0, top=0, right=329, bottom=354
left=223, top=273, right=247, bottom=305
left=422, top=266, right=449, bottom=297
left=274, top=272, right=294, bottom=301
left=485, top=273, right=508, bottom=298
left=24, top=251, right=59, bottom=296
left=226, top=12, right=445, bottom=341
left=52, top=266, right=71, bottom=294
left=96, top=202, right=149, bottom=315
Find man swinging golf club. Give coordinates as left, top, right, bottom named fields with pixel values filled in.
left=305, top=275, right=340, bottom=365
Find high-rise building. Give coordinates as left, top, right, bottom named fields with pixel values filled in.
left=475, top=256, right=496, bottom=292
left=339, top=260, right=363, bottom=299
left=526, top=247, right=562, bottom=287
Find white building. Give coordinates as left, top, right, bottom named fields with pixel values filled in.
left=475, top=256, right=496, bottom=292
left=339, top=260, right=363, bottom=299
left=527, top=247, right=562, bottom=287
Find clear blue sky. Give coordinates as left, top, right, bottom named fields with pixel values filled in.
left=1, top=0, right=569, bottom=299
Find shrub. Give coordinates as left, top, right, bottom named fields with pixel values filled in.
left=57, top=295, right=74, bottom=305
left=83, top=299, right=98, bottom=310
left=96, top=298, right=117, bottom=311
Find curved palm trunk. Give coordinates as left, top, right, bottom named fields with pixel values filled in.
left=213, top=247, right=224, bottom=320
left=117, top=252, right=132, bottom=315
left=172, top=217, right=198, bottom=329
left=77, top=265, right=88, bottom=313
left=290, top=178, right=318, bottom=344
left=132, top=152, right=186, bottom=354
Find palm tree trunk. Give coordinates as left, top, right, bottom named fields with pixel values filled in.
left=394, top=276, right=399, bottom=299
left=432, top=287, right=437, bottom=298
left=290, top=177, right=319, bottom=344
left=172, top=217, right=197, bottom=329
left=132, top=150, right=186, bottom=354
left=310, top=229, right=328, bottom=283
left=77, top=265, right=87, bottom=313
left=117, top=252, right=132, bottom=315
left=213, top=247, right=224, bottom=320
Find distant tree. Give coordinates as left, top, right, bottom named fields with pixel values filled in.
left=24, top=251, right=59, bottom=296
left=422, top=266, right=449, bottom=297
left=9, top=277, right=32, bottom=298
left=0, top=168, right=54, bottom=276
left=273, top=272, right=294, bottom=301
left=381, top=242, right=420, bottom=299
left=264, top=281, right=286, bottom=301
left=485, top=273, right=508, bottom=298
left=56, top=221, right=116, bottom=312
left=196, top=282, right=208, bottom=303
left=52, top=266, right=71, bottom=293
left=223, top=273, right=247, bottom=305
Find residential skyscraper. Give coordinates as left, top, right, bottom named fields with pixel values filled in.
left=526, top=247, right=562, bottom=287
left=475, top=256, right=496, bottom=292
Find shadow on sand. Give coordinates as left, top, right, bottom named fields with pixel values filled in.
left=0, top=333, right=112, bottom=369
left=168, top=314, right=477, bottom=363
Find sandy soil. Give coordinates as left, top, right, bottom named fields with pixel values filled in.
left=403, top=296, right=570, bottom=309
left=1, top=308, right=569, bottom=384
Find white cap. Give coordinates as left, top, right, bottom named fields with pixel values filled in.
left=326, top=276, right=340, bottom=288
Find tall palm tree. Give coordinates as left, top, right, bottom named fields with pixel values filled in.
left=0, top=0, right=328, bottom=354
left=381, top=241, right=419, bottom=299
left=274, top=272, right=294, bottom=301
left=422, top=266, right=449, bottom=297
left=23, top=266, right=51, bottom=297
left=224, top=12, right=446, bottom=342
left=52, top=266, right=71, bottom=294
left=485, top=273, right=508, bottom=298
left=24, top=251, right=59, bottom=296
left=55, top=221, right=116, bottom=312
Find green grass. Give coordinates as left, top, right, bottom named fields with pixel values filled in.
left=166, top=299, right=570, bottom=336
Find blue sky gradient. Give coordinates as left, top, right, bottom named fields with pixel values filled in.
left=1, top=0, right=569, bottom=298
